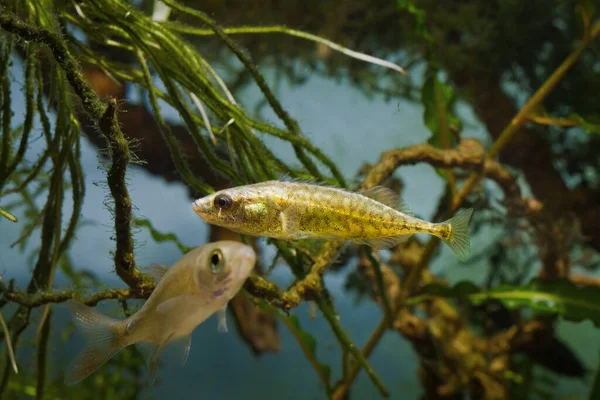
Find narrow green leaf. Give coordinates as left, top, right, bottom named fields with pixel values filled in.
left=568, top=113, right=600, bottom=135
left=420, top=70, right=462, bottom=182
left=0, top=206, right=17, bottom=222
left=396, top=0, right=433, bottom=42
left=421, top=72, right=461, bottom=148
left=416, top=278, right=600, bottom=327
left=134, top=218, right=192, bottom=254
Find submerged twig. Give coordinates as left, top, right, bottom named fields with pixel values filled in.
left=0, top=313, right=17, bottom=374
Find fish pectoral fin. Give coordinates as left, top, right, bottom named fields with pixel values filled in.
left=279, top=206, right=299, bottom=235
left=352, top=236, right=407, bottom=249
left=172, top=334, right=192, bottom=366
left=217, top=305, right=228, bottom=333
left=361, top=186, right=415, bottom=217
left=155, top=293, right=212, bottom=317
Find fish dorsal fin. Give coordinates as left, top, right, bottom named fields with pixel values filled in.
left=361, top=186, right=399, bottom=208
left=148, top=264, right=169, bottom=283
left=361, top=186, right=415, bottom=217
left=397, top=199, right=416, bottom=217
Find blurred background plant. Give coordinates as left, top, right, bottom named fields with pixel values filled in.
left=0, top=0, right=599, bottom=399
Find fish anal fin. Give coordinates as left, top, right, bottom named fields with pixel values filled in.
left=172, top=334, right=192, bottom=366
left=351, top=236, right=407, bottom=249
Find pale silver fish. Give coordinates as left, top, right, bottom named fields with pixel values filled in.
left=64, top=241, right=256, bottom=385
left=192, top=180, right=474, bottom=261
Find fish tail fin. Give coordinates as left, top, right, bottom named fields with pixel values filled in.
left=440, top=208, right=474, bottom=262
left=64, top=299, right=124, bottom=385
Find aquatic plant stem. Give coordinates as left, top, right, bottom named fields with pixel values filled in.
left=315, top=295, right=389, bottom=398
left=332, top=318, right=386, bottom=400
left=35, top=309, right=51, bottom=400
left=0, top=313, right=17, bottom=374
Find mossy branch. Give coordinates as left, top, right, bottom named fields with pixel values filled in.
left=99, top=100, right=146, bottom=289
left=0, top=13, right=149, bottom=290
left=0, top=12, right=106, bottom=120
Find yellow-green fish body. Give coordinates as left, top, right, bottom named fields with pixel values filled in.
left=64, top=241, right=256, bottom=385
left=192, top=181, right=474, bottom=261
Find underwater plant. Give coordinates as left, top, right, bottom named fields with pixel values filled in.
left=0, top=0, right=599, bottom=399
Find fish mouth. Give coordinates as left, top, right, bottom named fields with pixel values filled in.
left=192, top=199, right=208, bottom=218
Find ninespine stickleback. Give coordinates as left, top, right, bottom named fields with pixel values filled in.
left=64, top=241, right=256, bottom=385
left=192, top=180, right=474, bottom=261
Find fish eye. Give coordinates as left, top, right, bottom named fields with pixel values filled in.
left=213, top=194, right=233, bottom=210
left=208, top=249, right=224, bottom=273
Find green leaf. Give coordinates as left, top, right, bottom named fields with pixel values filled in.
left=421, top=72, right=461, bottom=147
left=134, top=218, right=192, bottom=254
left=396, top=0, right=433, bottom=42
left=415, top=278, right=600, bottom=327
left=567, top=113, right=600, bottom=135
left=421, top=69, right=462, bottom=181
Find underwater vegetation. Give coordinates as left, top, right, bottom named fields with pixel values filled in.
left=0, top=0, right=599, bottom=399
